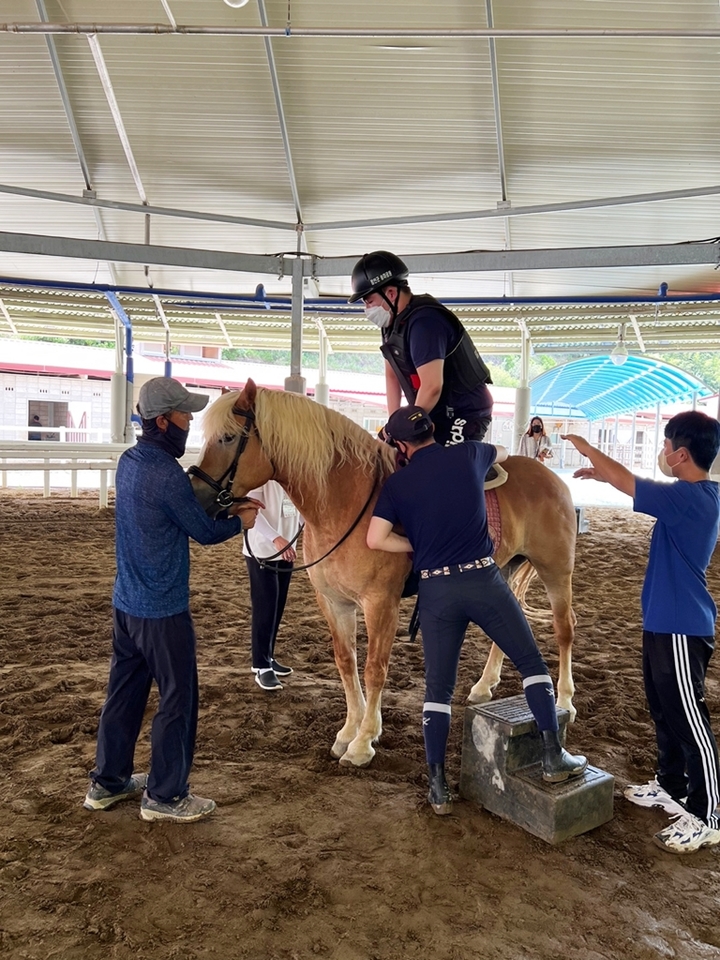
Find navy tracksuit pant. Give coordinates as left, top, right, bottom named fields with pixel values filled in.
left=643, top=630, right=720, bottom=828
left=245, top=556, right=293, bottom=670
left=92, top=607, right=198, bottom=804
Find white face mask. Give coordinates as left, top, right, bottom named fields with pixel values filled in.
left=657, top=448, right=681, bottom=477
left=364, top=304, right=392, bottom=329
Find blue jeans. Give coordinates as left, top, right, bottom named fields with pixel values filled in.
left=92, top=608, right=199, bottom=804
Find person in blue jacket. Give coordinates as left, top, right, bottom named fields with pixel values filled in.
left=564, top=410, right=720, bottom=854
left=83, top=377, right=262, bottom=823
left=367, top=405, right=587, bottom=816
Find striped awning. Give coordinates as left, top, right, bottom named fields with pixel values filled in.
left=530, top=356, right=712, bottom=421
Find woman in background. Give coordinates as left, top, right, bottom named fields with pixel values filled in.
left=518, top=416, right=553, bottom=462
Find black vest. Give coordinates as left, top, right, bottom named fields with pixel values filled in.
left=379, top=294, right=492, bottom=408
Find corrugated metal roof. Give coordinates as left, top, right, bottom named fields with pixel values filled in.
left=531, top=355, right=712, bottom=420
left=1, top=1, right=720, bottom=349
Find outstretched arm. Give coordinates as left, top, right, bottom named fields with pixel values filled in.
left=562, top=434, right=636, bottom=497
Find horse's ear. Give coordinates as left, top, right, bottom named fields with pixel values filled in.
left=244, top=378, right=257, bottom=405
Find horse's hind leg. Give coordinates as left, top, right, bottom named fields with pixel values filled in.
left=541, top=570, right=576, bottom=720
left=468, top=644, right=505, bottom=704
left=314, top=592, right=366, bottom=760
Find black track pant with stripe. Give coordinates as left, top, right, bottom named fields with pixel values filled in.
left=642, top=630, right=720, bottom=828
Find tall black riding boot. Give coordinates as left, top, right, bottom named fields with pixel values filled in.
left=427, top=763, right=453, bottom=816
left=541, top=730, right=588, bottom=783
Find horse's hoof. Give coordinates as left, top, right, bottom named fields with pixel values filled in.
left=330, top=740, right=349, bottom=759
left=429, top=800, right=453, bottom=816
left=467, top=689, right=492, bottom=705
left=338, top=746, right=375, bottom=768
left=557, top=699, right=577, bottom=723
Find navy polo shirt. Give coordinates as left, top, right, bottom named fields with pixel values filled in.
left=634, top=477, right=719, bottom=636
left=373, top=441, right=496, bottom=571
left=406, top=307, right=493, bottom=420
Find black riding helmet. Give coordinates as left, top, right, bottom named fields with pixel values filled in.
left=348, top=251, right=409, bottom=303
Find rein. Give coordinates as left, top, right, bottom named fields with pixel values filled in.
left=245, top=454, right=383, bottom=574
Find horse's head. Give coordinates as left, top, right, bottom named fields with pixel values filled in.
left=189, top=379, right=275, bottom=516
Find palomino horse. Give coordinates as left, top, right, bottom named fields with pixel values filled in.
left=190, top=380, right=578, bottom=768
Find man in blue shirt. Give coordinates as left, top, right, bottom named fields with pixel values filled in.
left=84, top=377, right=261, bottom=823
left=349, top=251, right=494, bottom=445
left=564, top=410, right=720, bottom=854
left=367, top=406, right=587, bottom=815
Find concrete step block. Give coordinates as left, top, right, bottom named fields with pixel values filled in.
left=459, top=695, right=614, bottom=844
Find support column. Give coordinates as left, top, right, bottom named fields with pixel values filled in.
left=110, top=314, right=126, bottom=443
left=314, top=321, right=330, bottom=406
left=285, top=256, right=306, bottom=395
left=512, top=326, right=531, bottom=453
left=653, top=402, right=662, bottom=478
left=106, top=292, right=134, bottom=442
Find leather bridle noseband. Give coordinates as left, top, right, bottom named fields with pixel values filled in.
left=187, top=404, right=258, bottom=513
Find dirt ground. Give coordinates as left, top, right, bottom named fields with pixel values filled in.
left=2, top=490, right=720, bottom=960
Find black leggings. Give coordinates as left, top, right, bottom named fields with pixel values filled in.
left=245, top=556, right=293, bottom=670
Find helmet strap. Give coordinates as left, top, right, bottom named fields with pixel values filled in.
left=379, top=286, right=399, bottom=320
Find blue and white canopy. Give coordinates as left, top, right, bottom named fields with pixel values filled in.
left=530, top=356, right=712, bottom=421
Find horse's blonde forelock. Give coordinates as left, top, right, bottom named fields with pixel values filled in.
left=202, top=390, right=247, bottom=444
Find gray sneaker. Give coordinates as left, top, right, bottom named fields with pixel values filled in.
left=83, top=773, right=148, bottom=811
left=139, top=791, right=216, bottom=823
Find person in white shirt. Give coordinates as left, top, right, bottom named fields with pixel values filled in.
left=243, top=480, right=302, bottom=691
left=518, top=416, right=553, bottom=462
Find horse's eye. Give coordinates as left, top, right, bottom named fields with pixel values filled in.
left=221, top=434, right=235, bottom=444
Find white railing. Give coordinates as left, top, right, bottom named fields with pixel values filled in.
left=0, top=425, right=112, bottom=442
left=0, top=441, right=201, bottom=508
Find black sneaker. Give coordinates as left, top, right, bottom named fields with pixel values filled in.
left=270, top=659, right=292, bottom=677
left=254, top=669, right=282, bottom=691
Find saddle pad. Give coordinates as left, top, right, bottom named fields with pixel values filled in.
left=485, top=488, right=502, bottom=551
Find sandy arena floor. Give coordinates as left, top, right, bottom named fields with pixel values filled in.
left=1, top=490, right=720, bottom=960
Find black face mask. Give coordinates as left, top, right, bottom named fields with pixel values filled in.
left=139, top=417, right=188, bottom=459
left=532, top=425, right=542, bottom=434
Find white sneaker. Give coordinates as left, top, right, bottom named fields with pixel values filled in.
left=624, top=779, right=686, bottom=815
left=653, top=812, right=720, bottom=855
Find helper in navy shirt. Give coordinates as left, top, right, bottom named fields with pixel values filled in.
left=369, top=406, right=587, bottom=816
left=564, top=410, right=720, bottom=855
left=85, top=378, right=261, bottom=824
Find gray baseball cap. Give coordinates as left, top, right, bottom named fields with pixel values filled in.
left=137, top=377, right=209, bottom=419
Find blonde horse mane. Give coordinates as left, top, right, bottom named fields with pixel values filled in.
left=202, top=386, right=396, bottom=496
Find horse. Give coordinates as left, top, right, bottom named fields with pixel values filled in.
left=190, top=380, right=578, bottom=768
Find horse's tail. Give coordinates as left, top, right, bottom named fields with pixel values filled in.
left=507, top=558, right=537, bottom=607
left=506, top=559, right=552, bottom=622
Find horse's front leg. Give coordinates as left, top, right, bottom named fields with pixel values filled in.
left=339, top=596, right=401, bottom=768
left=314, top=591, right=366, bottom=760
left=468, top=642, right=505, bottom=704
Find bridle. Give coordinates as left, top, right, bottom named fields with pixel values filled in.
left=188, top=401, right=385, bottom=573
left=187, top=403, right=258, bottom=513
